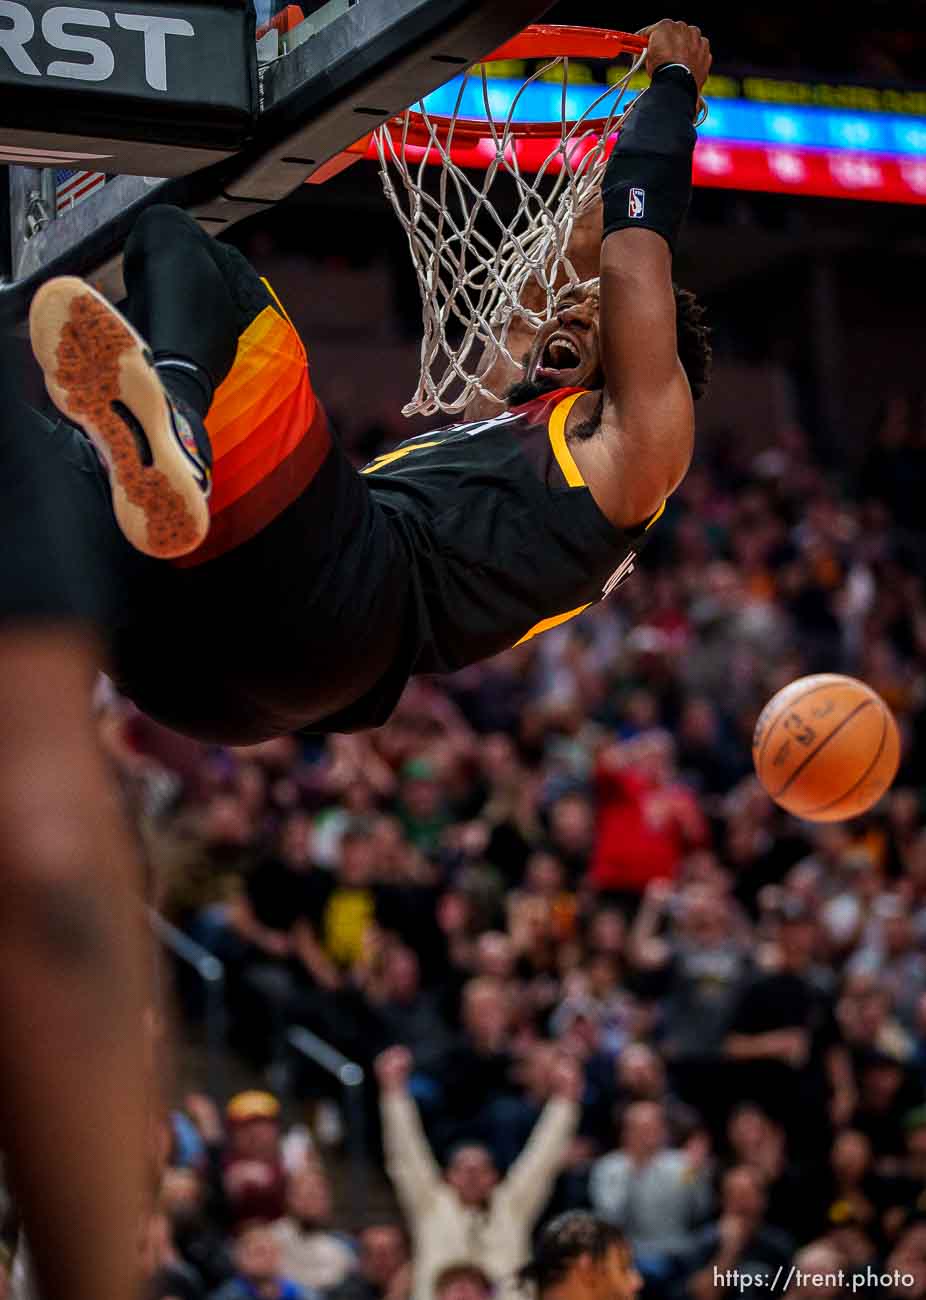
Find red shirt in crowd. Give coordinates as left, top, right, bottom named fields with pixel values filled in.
left=589, top=755, right=708, bottom=894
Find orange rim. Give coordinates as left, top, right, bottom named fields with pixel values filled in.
left=347, top=25, right=646, bottom=157
left=379, top=118, right=616, bottom=148
left=483, top=23, right=647, bottom=63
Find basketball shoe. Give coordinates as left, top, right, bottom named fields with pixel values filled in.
left=29, top=277, right=212, bottom=559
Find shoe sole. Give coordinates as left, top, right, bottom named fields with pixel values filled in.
left=29, top=277, right=210, bottom=559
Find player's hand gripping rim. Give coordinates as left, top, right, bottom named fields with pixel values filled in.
left=636, top=19, right=713, bottom=125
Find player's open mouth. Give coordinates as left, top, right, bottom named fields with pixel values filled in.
left=535, top=331, right=584, bottom=382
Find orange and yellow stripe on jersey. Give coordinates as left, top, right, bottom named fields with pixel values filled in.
left=514, top=390, right=664, bottom=646
left=173, top=281, right=330, bottom=567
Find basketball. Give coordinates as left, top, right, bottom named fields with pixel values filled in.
left=752, top=674, right=900, bottom=822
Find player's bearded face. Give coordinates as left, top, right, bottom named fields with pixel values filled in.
left=506, top=282, right=603, bottom=406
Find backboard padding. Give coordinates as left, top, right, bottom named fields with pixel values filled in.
left=0, top=0, right=555, bottom=324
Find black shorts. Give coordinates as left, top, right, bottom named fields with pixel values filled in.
left=107, top=422, right=416, bottom=743
left=7, top=405, right=415, bottom=743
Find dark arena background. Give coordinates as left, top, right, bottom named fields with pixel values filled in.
left=1, top=4, right=926, bottom=1300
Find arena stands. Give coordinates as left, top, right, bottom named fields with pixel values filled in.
left=81, top=322, right=926, bottom=1300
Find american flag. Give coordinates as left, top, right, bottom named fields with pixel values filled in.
left=56, top=169, right=107, bottom=214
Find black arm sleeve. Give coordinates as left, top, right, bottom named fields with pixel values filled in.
left=601, top=64, right=698, bottom=254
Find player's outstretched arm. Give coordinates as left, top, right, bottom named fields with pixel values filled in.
left=593, top=20, right=711, bottom=529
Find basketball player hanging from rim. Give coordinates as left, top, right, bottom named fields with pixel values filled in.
left=27, top=19, right=713, bottom=746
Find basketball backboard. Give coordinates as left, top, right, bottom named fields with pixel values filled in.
left=0, top=0, right=554, bottom=323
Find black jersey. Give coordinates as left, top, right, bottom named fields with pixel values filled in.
left=56, top=382, right=657, bottom=742
left=361, top=387, right=656, bottom=675
left=301, top=387, right=661, bottom=736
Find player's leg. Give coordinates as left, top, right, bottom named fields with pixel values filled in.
left=31, top=206, right=406, bottom=741
left=121, top=201, right=258, bottom=410
left=0, top=346, right=149, bottom=1300
left=29, top=204, right=311, bottom=563
left=25, top=201, right=243, bottom=559
left=32, top=204, right=337, bottom=567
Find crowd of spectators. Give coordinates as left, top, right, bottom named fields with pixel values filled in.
left=5, top=381, right=923, bottom=1300
left=66, top=381, right=922, bottom=1300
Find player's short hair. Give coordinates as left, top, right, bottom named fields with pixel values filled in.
left=674, top=284, right=712, bottom=401
left=519, top=1212, right=627, bottom=1294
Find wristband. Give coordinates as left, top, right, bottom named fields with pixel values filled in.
left=601, top=65, right=698, bottom=254
left=651, top=62, right=699, bottom=110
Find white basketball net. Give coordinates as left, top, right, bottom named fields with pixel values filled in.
left=373, top=47, right=648, bottom=417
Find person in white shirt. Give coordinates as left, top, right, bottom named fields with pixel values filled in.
left=375, top=1046, right=582, bottom=1300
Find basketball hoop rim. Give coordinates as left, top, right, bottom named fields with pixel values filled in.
left=382, top=24, right=647, bottom=147
left=484, top=23, right=647, bottom=63
left=361, top=25, right=652, bottom=418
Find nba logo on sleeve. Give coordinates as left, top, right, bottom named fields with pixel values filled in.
left=629, top=188, right=645, bottom=218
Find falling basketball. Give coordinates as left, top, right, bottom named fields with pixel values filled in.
left=752, top=674, right=900, bottom=822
